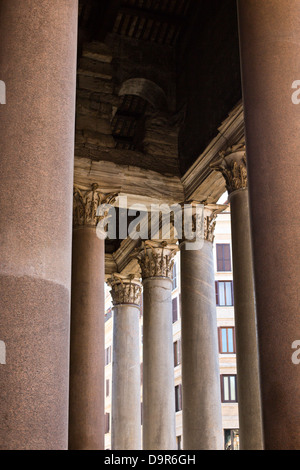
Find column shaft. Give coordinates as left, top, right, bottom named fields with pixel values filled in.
left=69, top=227, right=105, bottom=450
left=112, top=303, right=141, bottom=450
left=238, top=0, right=300, bottom=449
left=143, top=277, right=176, bottom=450
left=230, top=189, right=263, bottom=449
left=0, top=0, right=78, bottom=450
left=181, top=240, right=223, bottom=450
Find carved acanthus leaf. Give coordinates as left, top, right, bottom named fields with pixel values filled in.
left=211, top=141, right=247, bottom=194
left=108, top=274, right=142, bottom=306
left=73, top=184, right=118, bottom=227
left=204, top=214, right=217, bottom=243
left=136, top=240, right=178, bottom=281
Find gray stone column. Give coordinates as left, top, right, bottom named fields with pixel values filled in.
left=0, top=0, right=78, bottom=450
left=137, top=241, right=177, bottom=450
left=69, top=186, right=105, bottom=450
left=108, top=274, right=142, bottom=450
left=212, top=143, right=263, bottom=450
left=237, top=0, right=300, bottom=449
left=180, top=205, right=224, bottom=450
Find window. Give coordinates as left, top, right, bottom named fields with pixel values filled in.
left=174, top=340, right=181, bottom=367
left=221, top=375, right=238, bottom=403
left=105, top=346, right=112, bottom=366
left=106, top=379, right=110, bottom=397
left=218, top=327, right=236, bottom=354
left=105, top=413, right=110, bottom=434
left=224, top=429, right=240, bottom=450
left=172, top=262, right=177, bottom=291
left=216, top=244, right=231, bottom=272
left=176, top=435, right=182, bottom=450
left=175, top=384, right=182, bottom=412
left=172, top=297, right=178, bottom=323
left=215, top=281, right=234, bottom=306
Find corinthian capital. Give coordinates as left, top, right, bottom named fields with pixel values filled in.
left=73, top=185, right=117, bottom=228
left=180, top=203, right=227, bottom=245
left=136, top=241, right=178, bottom=281
left=211, top=139, right=247, bottom=195
left=107, top=274, right=142, bottom=306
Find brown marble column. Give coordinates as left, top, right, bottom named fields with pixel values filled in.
left=180, top=205, right=224, bottom=450
left=0, top=0, right=78, bottom=450
left=237, top=0, right=300, bottom=449
left=108, top=274, right=142, bottom=450
left=137, top=241, right=178, bottom=450
left=212, top=143, right=263, bottom=450
left=69, top=186, right=105, bottom=450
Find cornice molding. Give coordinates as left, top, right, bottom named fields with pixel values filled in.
left=181, top=101, right=244, bottom=203
left=74, top=156, right=184, bottom=204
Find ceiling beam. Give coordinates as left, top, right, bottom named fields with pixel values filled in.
left=119, top=6, right=182, bottom=27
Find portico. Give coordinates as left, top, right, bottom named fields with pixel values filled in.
left=0, top=0, right=299, bottom=451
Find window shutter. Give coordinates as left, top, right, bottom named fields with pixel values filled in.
left=217, top=244, right=231, bottom=272
left=179, top=384, right=182, bottom=411
left=179, top=293, right=181, bottom=318
left=216, top=244, right=223, bottom=271
left=173, top=341, right=177, bottom=367
left=172, top=297, right=178, bottom=323
left=105, top=413, right=110, bottom=433
left=175, top=385, right=182, bottom=412
left=218, top=327, right=222, bottom=353
left=224, top=244, right=231, bottom=271
left=215, top=281, right=219, bottom=306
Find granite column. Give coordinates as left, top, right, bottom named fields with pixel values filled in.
left=0, top=0, right=78, bottom=450
left=238, top=0, right=300, bottom=449
left=69, top=186, right=105, bottom=450
left=212, top=143, right=263, bottom=449
left=180, top=205, right=224, bottom=450
left=137, top=241, right=177, bottom=450
left=108, top=274, right=142, bottom=450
